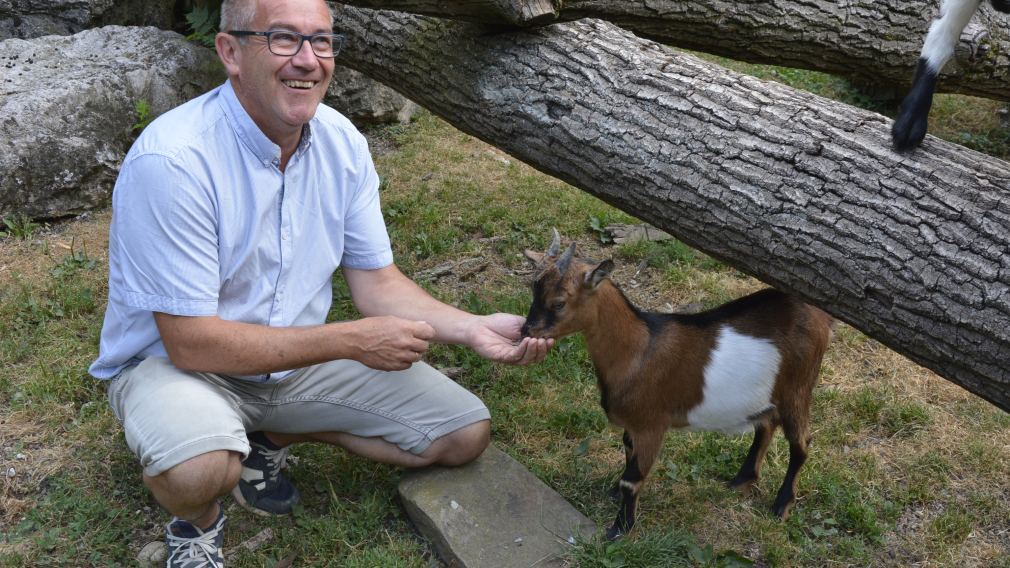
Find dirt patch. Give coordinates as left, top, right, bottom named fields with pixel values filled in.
left=0, top=211, right=112, bottom=287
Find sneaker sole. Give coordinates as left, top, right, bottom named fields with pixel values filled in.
left=229, top=485, right=291, bottom=517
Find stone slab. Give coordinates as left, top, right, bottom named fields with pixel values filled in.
left=399, top=445, right=596, bottom=568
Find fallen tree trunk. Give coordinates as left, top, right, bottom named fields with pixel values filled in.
left=332, top=0, right=556, bottom=25
left=336, top=0, right=1010, bottom=101
left=332, top=6, right=1010, bottom=411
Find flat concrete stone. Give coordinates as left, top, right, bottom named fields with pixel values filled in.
left=399, top=445, right=596, bottom=568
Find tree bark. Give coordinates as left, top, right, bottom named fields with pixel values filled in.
left=334, top=0, right=1010, bottom=101
left=336, top=0, right=557, bottom=25
left=332, top=6, right=1010, bottom=412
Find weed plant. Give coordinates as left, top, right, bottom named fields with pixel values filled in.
left=2, top=59, right=1009, bottom=567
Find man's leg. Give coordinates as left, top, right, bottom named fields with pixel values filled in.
left=267, top=418, right=490, bottom=468
left=143, top=450, right=242, bottom=528
left=230, top=359, right=491, bottom=516
left=107, top=357, right=258, bottom=566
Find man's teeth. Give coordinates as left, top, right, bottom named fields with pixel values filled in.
left=283, top=80, right=315, bottom=89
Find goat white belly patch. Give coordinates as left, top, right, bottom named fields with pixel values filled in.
left=686, top=326, right=781, bottom=434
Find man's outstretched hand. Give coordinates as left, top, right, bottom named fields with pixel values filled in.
left=466, top=313, right=554, bottom=365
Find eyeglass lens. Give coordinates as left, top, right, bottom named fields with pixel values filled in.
left=268, top=32, right=339, bottom=57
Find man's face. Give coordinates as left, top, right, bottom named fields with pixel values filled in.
left=221, top=0, right=335, bottom=142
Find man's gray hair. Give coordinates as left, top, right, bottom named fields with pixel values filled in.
left=220, top=0, right=257, bottom=32
left=220, top=0, right=335, bottom=32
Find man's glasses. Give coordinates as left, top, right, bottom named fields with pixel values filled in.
left=227, top=30, right=346, bottom=58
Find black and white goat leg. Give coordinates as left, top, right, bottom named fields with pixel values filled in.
left=607, top=430, right=662, bottom=541
left=892, top=0, right=983, bottom=151
left=608, top=431, right=635, bottom=501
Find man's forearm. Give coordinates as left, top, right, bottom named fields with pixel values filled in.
left=155, top=314, right=361, bottom=375
left=344, top=265, right=479, bottom=347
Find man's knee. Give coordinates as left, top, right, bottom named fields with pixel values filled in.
left=432, top=420, right=490, bottom=467
left=144, top=450, right=243, bottom=502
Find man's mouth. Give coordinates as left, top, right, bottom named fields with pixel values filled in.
left=282, top=80, right=317, bottom=90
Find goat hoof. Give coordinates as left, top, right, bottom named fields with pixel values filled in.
left=771, top=500, right=793, bottom=521
left=605, top=524, right=625, bottom=541
left=727, top=473, right=757, bottom=490
left=607, top=484, right=622, bottom=502
left=728, top=478, right=756, bottom=497
left=891, top=117, right=928, bottom=152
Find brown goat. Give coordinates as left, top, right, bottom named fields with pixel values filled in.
left=521, top=231, right=833, bottom=540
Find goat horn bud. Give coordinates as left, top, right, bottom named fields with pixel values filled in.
left=547, top=227, right=561, bottom=257
left=557, top=241, right=576, bottom=274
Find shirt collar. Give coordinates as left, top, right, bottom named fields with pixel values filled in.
left=219, top=80, right=315, bottom=168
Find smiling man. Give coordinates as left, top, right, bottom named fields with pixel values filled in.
left=88, top=0, right=552, bottom=566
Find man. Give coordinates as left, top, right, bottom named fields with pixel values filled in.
left=88, top=0, right=553, bottom=566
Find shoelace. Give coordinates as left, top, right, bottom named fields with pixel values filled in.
left=166, top=521, right=224, bottom=568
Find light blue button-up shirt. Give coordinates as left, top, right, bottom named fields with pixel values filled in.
left=89, top=81, right=393, bottom=382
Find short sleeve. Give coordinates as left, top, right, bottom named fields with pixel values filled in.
left=110, top=152, right=220, bottom=316
left=339, top=134, right=393, bottom=269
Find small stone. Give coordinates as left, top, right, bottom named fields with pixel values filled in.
left=567, top=536, right=576, bottom=545
left=5, top=467, right=15, bottom=478
left=15, top=453, right=26, bottom=460
left=137, top=541, right=165, bottom=567
left=514, top=537, right=523, bottom=544
left=449, top=500, right=459, bottom=510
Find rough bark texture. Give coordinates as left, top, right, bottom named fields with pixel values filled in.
left=560, top=0, right=1010, bottom=100
left=336, top=0, right=557, bottom=25
left=332, top=6, right=1010, bottom=411
left=336, top=0, right=1010, bottom=101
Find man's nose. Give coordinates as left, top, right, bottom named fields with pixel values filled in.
left=290, top=39, right=319, bottom=68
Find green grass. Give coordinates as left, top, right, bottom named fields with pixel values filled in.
left=3, top=57, right=1010, bottom=566
left=1, top=214, right=42, bottom=241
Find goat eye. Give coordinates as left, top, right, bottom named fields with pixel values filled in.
left=551, top=301, right=566, bottom=311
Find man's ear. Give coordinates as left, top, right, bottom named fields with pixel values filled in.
left=215, top=32, right=242, bottom=77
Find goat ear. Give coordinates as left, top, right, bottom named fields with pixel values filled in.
left=523, top=249, right=545, bottom=266
left=585, top=259, right=614, bottom=289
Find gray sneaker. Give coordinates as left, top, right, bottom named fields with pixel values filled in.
left=165, top=507, right=226, bottom=568
left=230, top=431, right=300, bottom=516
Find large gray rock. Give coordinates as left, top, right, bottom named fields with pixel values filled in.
left=326, top=65, right=419, bottom=126
left=0, top=26, right=224, bottom=218
left=0, top=0, right=175, bottom=40
left=399, top=445, right=597, bottom=568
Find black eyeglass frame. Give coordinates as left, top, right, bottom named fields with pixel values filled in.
left=227, top=30, right=346, bottom=58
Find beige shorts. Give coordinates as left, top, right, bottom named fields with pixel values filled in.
left=106, top=356, right=490, bottom=477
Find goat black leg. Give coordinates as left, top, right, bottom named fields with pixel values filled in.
left=771, top=435, right=810, bottom=520
left=607, top=446, right=642, bottom=540
left=607, top=430, right=663, bottom=541
left=608, top=431, right=634, bottom=501
left=728, top=420, right=776, bottom=494
left=894, top=0, right=986, bottom=151
left=892, top=59, right=938, bottom=152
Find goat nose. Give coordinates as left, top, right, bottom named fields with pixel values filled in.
left=520, top=322, right=532, bottom=338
